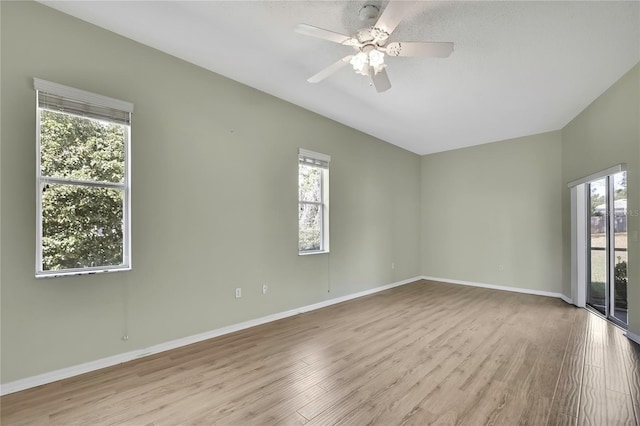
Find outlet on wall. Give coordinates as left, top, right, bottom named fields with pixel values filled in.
left=235, top=288, right=242, bottom=298
left=391, top=262, right=395, bottom=269
left=262, top=284, right=268, bottom=294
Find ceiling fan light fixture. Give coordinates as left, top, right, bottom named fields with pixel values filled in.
left=350, top=50, right=386, bottom=76
left=368, top=49, right=385, bottom=68
left=350, top=52, right=369, bottom=75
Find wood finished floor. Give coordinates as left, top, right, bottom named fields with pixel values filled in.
left=2, top=280, right=639, bottom=425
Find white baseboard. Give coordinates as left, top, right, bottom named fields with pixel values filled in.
left=559, top=294, right=573, bottom=305
left=0, top=276, right=421, bottom=396
left=421, top=276, right=567, bottom=300
left=626, top=330, right=640, bottom=345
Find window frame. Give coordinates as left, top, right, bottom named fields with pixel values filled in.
left=34, top=78, right=133, bottom=278
left=298, top=149, right=330, bottom=255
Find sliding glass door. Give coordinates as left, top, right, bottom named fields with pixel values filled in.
left=587, top=172, right=627, bottom=326
left=612, top=172, right=627, bottom=324
left=588, top=177, right=607, bottom=316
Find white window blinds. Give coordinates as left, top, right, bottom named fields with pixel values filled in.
left=299, top=148, right=330, bottom=169
left=34, top=78, right=133, bottom=125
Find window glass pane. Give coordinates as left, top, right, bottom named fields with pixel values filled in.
left=588, top=177, right=607, bottom=315
left=299, top=203, right=321, bottom=251
left=298, top=164, right=321, bottom=202
left=613, top=171, right=627, bottom=324
left=40, top=110, right=125, bottom=183
left=41, top=183, right=124, bottom=270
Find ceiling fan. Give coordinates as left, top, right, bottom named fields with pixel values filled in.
left=295, top=1, right=454, bottom=93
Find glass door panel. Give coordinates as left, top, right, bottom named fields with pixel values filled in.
left=612, top=171, right=627, bottom=324
left=588, top=178, right=607, bottom=316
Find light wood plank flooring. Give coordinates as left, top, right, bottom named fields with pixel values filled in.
left=2, top=280, right=639, bottom=425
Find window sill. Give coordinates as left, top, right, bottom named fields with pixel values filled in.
left=36, top=266, right=131, bottom=279
left=298, top=251, right=330, bottom=256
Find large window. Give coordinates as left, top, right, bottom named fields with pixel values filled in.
left=35, top=78, right=133, bottom=277
left=298, top=149, right=330, bottom=254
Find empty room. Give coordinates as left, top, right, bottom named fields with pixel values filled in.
left=1, top=1, right=639, bottom=425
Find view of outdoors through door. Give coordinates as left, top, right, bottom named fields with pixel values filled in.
left=588, top=172, right=627, bottom=326
left=612, top=172, right=627, bottom=324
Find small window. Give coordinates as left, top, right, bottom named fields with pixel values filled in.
left=34, top=78, right=133, bottom=277
left=298, top=149, right=330, bottom=254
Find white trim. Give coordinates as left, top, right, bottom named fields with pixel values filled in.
left=626, top=331, right=640, bottom=345
left=298, top=149, right=330, bottom=254
left=40, top=176, right=126, bottom=189
left=559, top=294, right=573, bottom=305
left=570, top=184, right=587, bottom=307
left=421, top=276, right=565, bottom=299
left=35, top=83, right=132, bottom=277
left=0, top=276, right=420, bottom=396
left=33, top=78, right=133, bottom=112
left=36, top=266, right=131, bottom=279
left=298, top=250, right=329, bottom=256
left=298, top=148, right=330, bottom=164
left=571, top=186, right=577, bottom=303
left=567, top=163, right=626, bottom=188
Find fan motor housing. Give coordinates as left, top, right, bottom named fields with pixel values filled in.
left=356, top=27, right=389, bottom=46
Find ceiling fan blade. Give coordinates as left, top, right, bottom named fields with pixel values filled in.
left=374, top=1, right=416, bottom=35
left=308, top=56, right=353, bottom=83
left=371, top=68, right=391, bottom=93
left=295, top=24, right=355, bottom=45
left=385, top=41, right=454, bottom=58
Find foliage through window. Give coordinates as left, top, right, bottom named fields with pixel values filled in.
left=35, top=79, right=132, bottom=276
left=298, top=149, right=330, bottom=253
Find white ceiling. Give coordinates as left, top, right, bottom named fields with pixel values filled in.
left=39, top=1, right=639, bottom=155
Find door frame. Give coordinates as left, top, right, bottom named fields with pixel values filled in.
left=569, top=164, right=626, bottom=324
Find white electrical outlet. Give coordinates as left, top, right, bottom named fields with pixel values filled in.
left=391, top=262, right=395, bottom=269
left=262, top=284, right=268, bottom=294
left=235, top=288, right=242, bottom=298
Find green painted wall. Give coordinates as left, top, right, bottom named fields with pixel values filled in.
left=420, top=132, right=564, bottom=293
left=2, top=0, right=639, bottom=387
left=0, top=2, right=421, bottom=383
left=562, top=64, right=640, bottom=335
left=420, top=62, right=639, bottom=337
